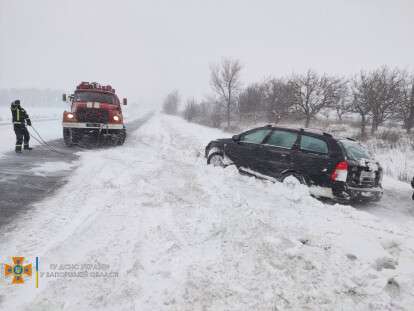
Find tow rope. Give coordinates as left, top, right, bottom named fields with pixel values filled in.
left=28, top=125, right=69, bottom=155
left=27, top=123, right=117, bottom=154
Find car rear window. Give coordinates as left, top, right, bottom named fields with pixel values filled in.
left=339, top=140, right=371, bottom=160
left=266, top=130, right=298, bottom=149
left=240, top=128, right=271, bottom=144
left=300, top=135, right=328, bottom=154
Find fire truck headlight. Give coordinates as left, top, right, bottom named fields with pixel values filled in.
left=113, top=115, right=120, bottom=121
left=67, top=113, right=74, bottom=119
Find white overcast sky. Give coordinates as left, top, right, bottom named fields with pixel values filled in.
left=0, top=0, right=413, bottom=104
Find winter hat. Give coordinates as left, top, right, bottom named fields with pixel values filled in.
left=11, top=100, right=20, bottom=108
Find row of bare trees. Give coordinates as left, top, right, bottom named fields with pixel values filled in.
left=166, top=58, right=414, bottom=138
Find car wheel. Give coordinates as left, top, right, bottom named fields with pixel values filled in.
left=207, top=153, right=225, bottom=167
left=281, top=172, right=306, bottom=186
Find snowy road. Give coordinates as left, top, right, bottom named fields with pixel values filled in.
left=363, top=177, right=414, bottom=227
left=0, top=139, right=79, bottom=228
left=0, top=112, right=153, bottom=229
left=0, top=113, right=414, bottom=310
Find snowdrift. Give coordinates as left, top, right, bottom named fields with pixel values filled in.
left=0, top=113, right=413, bottom=310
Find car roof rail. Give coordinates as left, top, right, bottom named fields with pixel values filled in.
left=300, top=127, right=333, bottom=137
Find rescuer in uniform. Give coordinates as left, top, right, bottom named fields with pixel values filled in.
left=11, top=100, right=32, bottom=153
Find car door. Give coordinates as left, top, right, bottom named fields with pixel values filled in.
left=256, top=129, right=299, bottom=179
left=294, top=134, right=332, bottom=187
left=225, top=127, right=272, bottom=170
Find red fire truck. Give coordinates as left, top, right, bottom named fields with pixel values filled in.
left=62, top=82, right=127, bottom=146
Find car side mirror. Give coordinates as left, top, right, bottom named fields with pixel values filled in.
left=62, top=94, right=67, bottom=102
left=122, top=98, right=128, bottom=105
left=232, top=134, right=241, bottom=142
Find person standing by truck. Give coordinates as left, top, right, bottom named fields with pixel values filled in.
left=10, top=100, right=32, bottom=153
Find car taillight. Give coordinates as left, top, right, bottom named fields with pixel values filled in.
left=331, top=161, right=348, bottom=182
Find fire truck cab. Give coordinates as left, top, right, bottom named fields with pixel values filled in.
left=62, top=82, right=127, bottom=146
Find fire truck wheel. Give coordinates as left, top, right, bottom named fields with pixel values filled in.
left=117, top=129, right=126, bottom=145
left=63, top=128, right=74, bottom=147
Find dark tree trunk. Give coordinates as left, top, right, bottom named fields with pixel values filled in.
left=304, top=115, right=311, bottom=127
left=226, top=100, right=230, bottom=128
left=407, top=85, right=414, bottom=134
left=406, top=110, right=414, bottom=134
left=371, top=119, right=378, bottom=135
left=227, top=88, right=231, bottom=128
left=360, top=114, right=367, bottom=140
left=336, top=108, right=343, bottom=122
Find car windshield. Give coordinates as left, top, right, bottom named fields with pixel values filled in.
left=340, top=139, right=371, bottom=160
left=73, top=91, right=117, bottom=104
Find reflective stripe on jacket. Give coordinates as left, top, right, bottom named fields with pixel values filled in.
left=11, top=107, right=30, bottom=125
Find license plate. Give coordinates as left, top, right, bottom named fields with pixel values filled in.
left=86, top=123, right=100, bottom=127
left=360, top=171, right=375, bottom=179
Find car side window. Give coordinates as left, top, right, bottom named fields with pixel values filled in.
left=240, top=128, right=271, bottom=144
left=266, top=130, right=298, bottom=149
left=300, top=135, right=329, bottom=154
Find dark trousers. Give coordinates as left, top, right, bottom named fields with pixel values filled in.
left=14, top=124, right=30, bottom=151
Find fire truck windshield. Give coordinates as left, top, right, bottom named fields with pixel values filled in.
left=73, top=91, right=117, bottom=104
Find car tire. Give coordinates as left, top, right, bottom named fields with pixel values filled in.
left=207, top=153, right=225, bottom=167
left=281, top=172, right=306, bottom=186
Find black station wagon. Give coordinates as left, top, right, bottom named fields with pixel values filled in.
left=205, top=125, right=383, bottom=203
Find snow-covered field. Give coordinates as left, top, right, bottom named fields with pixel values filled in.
left=1, top=113, right=414, bottom=310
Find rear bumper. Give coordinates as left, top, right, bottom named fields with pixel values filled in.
left=62, top=122, right=124, bottom=130
left=333, top=184, right=383, bottom=203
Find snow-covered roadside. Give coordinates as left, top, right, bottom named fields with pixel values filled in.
left=1, top=114, right=414, bottom=310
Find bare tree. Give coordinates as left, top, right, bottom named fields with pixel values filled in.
left=162, top=90, right=180, bottom=115
left=183, top=98, right=199, bottom=122
left=198, top=95, right=222, bottom=128
left=262, top=78, right=295, bottom=123
left=332, top=80, right=351, bottom=121
left=290, top=70, right=343, bottom=127
left=211, top=102, right=222, bottom=128
left=351, top=71, right=375, bottom=139
left=397, top=77, right=414, bottom=133
left=197, top=100, right=214, bottom=126
left=352, top=67, right=405, bottom=135
left=238, top=83, right=265, bottom=122
left=369, top=67, right=405, bottom=134
left=210, top=58, right=243, bottom=128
